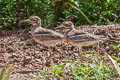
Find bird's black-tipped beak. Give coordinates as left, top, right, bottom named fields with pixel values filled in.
left=18, top=19, right=31, bottom=26
left=55, top=25, right=63, bottom=30
left=20, top=19, right=31, bottom=24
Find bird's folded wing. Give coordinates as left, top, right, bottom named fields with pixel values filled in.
left=68, top=31, right=97, bottom=42
left=33, top=28, right=64, bottom=40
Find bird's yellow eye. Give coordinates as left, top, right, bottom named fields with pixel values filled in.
left=64, top=23, right=71, bottom=27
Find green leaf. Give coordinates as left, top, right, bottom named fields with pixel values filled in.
left=112, top=56, right=118, bottom=60
left=89, top=64, right=96, bottom=69
left=0, top=0, right=3, bottom=3
left=79, top=77, right=84, bottom=80
left=49, top=70, right=55, bottom=73
left=29, top=75, right=34, bottom=80
left=56, top=74, right=62, bottom=78
left=56, top=70, right=66, bottom=74
left=103, top=56, right=108, bottom=60
left=5, top=65, right=14, bottom=80
left=36, top=77, right=41, bottom=80
left=51, top=64, right=57, bottom=68
left=118, top=63, right=120, bottom=67
left=110, top=44, right=117, bottom=50
left=107, top=0, right=110, bottom=3
left=118, top=48, right=120, bottom=52
left=0, top=67, right=6, bottom=80
left=57, top=64, right=64, bottom=67
left=0, top=26, right=3, bottom=29
left=116, top=58, right=120, bottom=63
left=74, top=1, right=79, bottom=7
left=12, top=0, right=16, bottom=1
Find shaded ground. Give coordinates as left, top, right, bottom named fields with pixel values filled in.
left=0, top=25, right=120, bottom=80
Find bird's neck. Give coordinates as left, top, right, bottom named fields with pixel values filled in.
left=71, top=25, right=75, bottom=30
left=32, top=23, right=41, bottom=27
left=64, top=28, right=73, bottom=37
left=31, top=25, right=42, bottom=32
left=65, top=25, right=75, bottom=36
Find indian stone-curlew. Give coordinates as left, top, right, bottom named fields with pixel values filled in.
left=57, top=21, right=106, bottom=51
left=19, top=16, right=65, bottom=53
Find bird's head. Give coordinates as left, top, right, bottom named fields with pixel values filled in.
left=19, top=16, right=41, bottom=27
left=56, top=21, right=75, bottom=30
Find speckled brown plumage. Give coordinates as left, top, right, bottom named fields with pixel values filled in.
left=19, top=16, right=65, bottom=47
left=76, top=24, right=120, bottom=40
left=58, top=21, right=105, bottom=48
left=56, top=23, right=120, bottom=40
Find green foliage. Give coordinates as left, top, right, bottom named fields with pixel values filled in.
left=0, top=0, right=120, bottom=29
left=0, top=0, right=54, bottom=29
left=29, top=61, right=116, bottom=79
left=29, top=70, right=48, bottom=80
left=49, top=64, right=66, bottom=78
left=110, top=42, right=120, bottom=52
left=29, top=52, right=118, bottom=79
left=0, top=65, right=14, bottom=80
left=109, top=42, right=120, bottom=64
left=64, top=0, right=120, bottom=25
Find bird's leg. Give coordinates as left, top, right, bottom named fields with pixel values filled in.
left=48, top=46, right=54, bottom=55
left=30, top=39, right=36, bottom=45
left=78, top=46, right=83, bottom=54
left=94, top=42, right=100, bottom=53
left=97, top=42, right=100, bottom=53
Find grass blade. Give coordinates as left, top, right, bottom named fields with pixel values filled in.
left=106, top=53, right=120, bottom=76
left=0, top=66, right=6, bottom=80
left=5, top=65, right=14, bottom=80
left=69, top=0, right=92, bottom=24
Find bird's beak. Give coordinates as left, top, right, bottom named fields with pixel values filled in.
left=55, top=25, right=63, bottom=30
left=20, top=19, right=30, bottom=23
left=18, top=19, right=31, bottom=26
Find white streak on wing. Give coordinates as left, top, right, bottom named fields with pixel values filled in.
left=68, top=35, right=96, bottom=41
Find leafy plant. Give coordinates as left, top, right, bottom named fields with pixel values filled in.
left=49, top=64, right=66, bottom=78
left=29, top=70, right=48, bottom=80
left=28, top=52, right=118, bottom=79
left=0, top=65, right=14, bottom=80
left=0, top=0, right=120, bottom=29
left=66, top=61, right=113, bottom=80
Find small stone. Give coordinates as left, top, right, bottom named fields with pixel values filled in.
left=7, top=46, right=15, bottom=52
left=35, top=59, right=41, bottom=62
left=23, top=56, right=32, bottom=64
left=12, top=53, right=18, bottom=58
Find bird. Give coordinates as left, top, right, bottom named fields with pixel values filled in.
left=19, top=16, right=65, bottom=52
left=75, top=25, right=120, bottom=40
left=55, top=23, right=99, bottom=35
left=57, top=21, right=106, bottom=50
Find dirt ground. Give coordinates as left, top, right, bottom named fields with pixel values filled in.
left=0, top=25, right=120, bottom=80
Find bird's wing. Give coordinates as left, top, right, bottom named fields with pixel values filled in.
left=67, top=30, right=97, bottom=42
left=33, top=27, right=64, bottom=40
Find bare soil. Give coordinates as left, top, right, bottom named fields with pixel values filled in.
left=0, top=27, right=120, bottom=80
